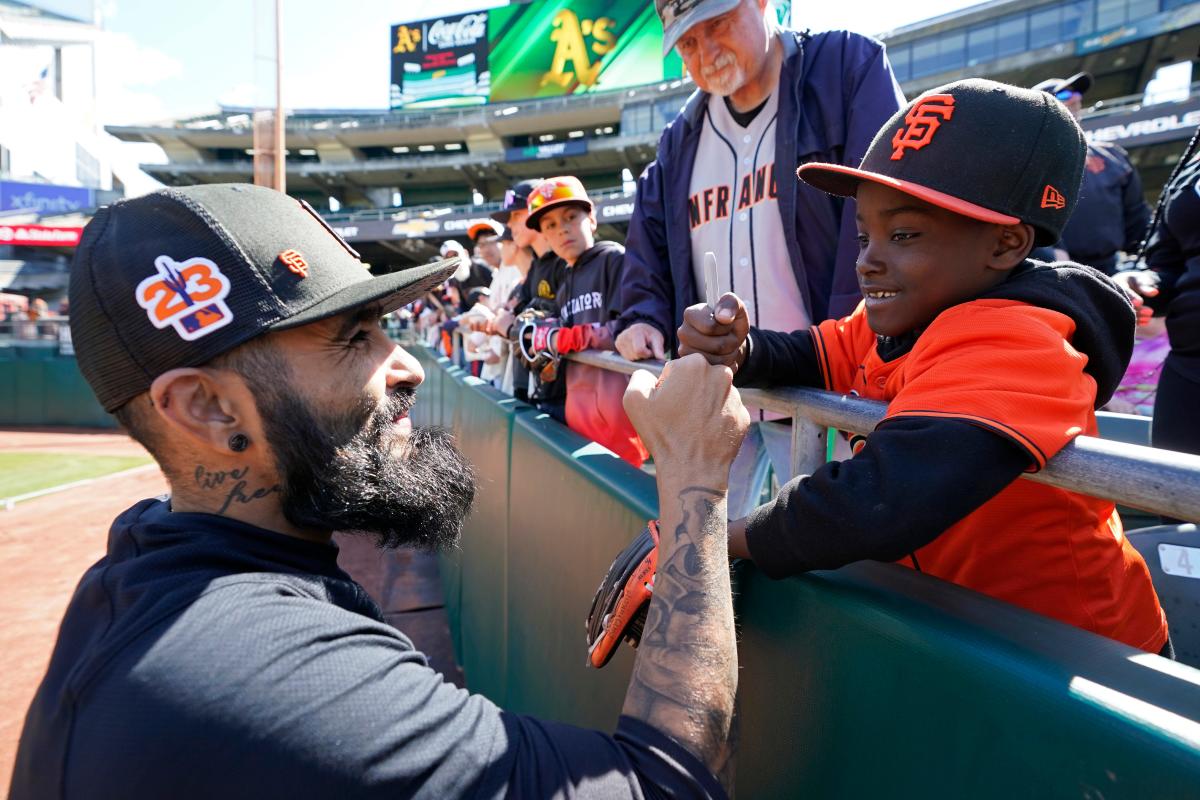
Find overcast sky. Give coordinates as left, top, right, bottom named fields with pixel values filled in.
left=29, top=0, right=982, bottom=124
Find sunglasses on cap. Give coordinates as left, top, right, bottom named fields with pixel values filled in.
left=1055, top=89, right=1081, bottom=102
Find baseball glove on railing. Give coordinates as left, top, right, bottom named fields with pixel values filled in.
left=585, top=520, right=659, bottom=669
left=513, top=310, right=561, bottom=382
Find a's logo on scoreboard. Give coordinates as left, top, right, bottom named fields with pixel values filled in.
left=541, top=10, right=617, bottom=89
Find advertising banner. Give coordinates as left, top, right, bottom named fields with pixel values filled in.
left=0, top=180, right=93, bottom=216
left=488, top=0, right=684, bottom=103
left=0, top=223, right=83, bottom=247
left=390, top=11, right=491, bottom=109
left=505, top=139, right=588, bottom=162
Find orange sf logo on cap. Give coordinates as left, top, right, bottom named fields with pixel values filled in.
left=279, top=249, right=308, bottom=278
left=891, top=95, right=955, bottom=160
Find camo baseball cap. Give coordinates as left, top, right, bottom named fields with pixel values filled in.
left=797, top=79, right=1086, bottom=246
left=656, top=0, right=741, bottom=55
left=70, top=183, right=458, bottom=412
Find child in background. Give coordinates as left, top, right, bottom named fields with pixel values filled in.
left=525, top=177, right=648, bottom=467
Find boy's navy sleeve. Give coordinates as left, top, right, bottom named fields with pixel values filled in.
left=734, top=327, right=824, bottom=389
left=744, top=416, right=1030, bottom=577
left=618, top=146, right=676, bottom=338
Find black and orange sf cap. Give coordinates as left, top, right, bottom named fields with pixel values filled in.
left=69, top=183, right=458, bottom=412
left=798, top=78, right=1085, bottom=246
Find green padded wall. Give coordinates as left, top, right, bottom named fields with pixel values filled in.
left=408, top=343, right=1200, bottom=798
left=0, top=352, right=114, bottom=428
left=504, top=410, right=657, bottom=728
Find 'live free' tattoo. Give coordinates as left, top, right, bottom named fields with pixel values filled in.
left=195, top=465, right=281, bottom=515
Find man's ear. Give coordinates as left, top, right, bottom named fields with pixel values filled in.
left=148, top=367, right=257, bottom=454
left=988, top=223, right=1035, bottom=272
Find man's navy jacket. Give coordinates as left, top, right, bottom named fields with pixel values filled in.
left=617, top=29, right=905, bottom=347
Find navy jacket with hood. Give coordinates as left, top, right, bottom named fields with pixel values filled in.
left=617, top=29, right=905, bottom=348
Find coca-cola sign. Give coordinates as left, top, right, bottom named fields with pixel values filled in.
left=426, top=14, right=487, bottom=48
left=390, top=11, right=491, bottom=109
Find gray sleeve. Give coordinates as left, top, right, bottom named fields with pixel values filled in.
left=67, top=585, right=724, bottom=800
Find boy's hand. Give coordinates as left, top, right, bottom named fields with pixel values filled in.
left=616, top=322, right=667, bottom=362
left=1115, top=270, right=1159, bottom=326
left=624, top=354, right=749, bottom=482
left=677, top=292, right=750, bottom=372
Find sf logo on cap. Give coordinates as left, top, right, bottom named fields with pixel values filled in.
left=135, top=255, right=234, bottom=341
left=891, top=95, right=955, bottom=160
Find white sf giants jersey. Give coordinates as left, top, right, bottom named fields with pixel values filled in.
left=687, top=90, right=811, bottom=335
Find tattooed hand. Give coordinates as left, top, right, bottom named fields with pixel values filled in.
left=622, top=353, right=750, bottom=486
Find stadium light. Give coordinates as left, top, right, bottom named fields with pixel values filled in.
left=298, top=149, right=316, bottom=156
left=417, top=145, right=436, bottom=152
left=445, top=143, right=463, bottom=151
left=499, top=106, right=519, bottom=116
left=538, top=134, right=554, bottom=142
left=568, top=130, right=584, bottom=138
left=392, top=146, right=410, bottom=153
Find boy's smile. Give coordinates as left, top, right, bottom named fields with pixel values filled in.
left=854, top=182, right=1027, bottom=337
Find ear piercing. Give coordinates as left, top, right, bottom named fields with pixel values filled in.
left=228, top=433, right=250, bottom=452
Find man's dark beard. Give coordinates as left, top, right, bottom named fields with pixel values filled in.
left=255, top=385, right=476, bottom=551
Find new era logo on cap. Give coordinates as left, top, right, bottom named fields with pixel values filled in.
left=1041, top=185, right=1067, bottom=209
left=891, top=95, right=955, bottom=160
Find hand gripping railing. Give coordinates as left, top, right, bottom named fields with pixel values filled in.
left=564, top=349, right=1200, bottom=523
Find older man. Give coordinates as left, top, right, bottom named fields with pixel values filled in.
left=615, top=0, right=904, bottom=516
left=10, top=184, right=747, bottom=799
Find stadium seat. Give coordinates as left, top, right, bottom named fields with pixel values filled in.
left=1126, top=524, right=1200, bottom=668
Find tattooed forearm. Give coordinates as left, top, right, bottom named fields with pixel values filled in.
left=622, top=484, right=738, bottom=789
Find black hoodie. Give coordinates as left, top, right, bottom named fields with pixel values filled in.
left=10, top=499, right=724, bottom=799
left=733, top=260, right=1137, bottom=577
left=557, top=239, right=626, bottom=327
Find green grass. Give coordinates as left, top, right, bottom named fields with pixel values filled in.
left=0, top=452, right=153, bottom=500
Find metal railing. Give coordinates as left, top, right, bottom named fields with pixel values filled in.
left=564, top=349, right=1200, bottom=523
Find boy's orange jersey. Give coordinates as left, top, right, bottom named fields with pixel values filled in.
left=812, top=299, right=1168, bottom=652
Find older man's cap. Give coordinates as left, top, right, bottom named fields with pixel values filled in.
left=656, top=0, right=741, bottom=55
left=490, top=178, right=544, bottom=224
left=69, top=183, right=457, bottom=412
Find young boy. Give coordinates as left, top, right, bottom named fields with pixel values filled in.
left=524, top=176, right=648, bottom=467
left=679, top=79, right=1169, bottom=654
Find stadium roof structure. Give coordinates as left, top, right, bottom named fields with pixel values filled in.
left=105, top=0, right=1200, bottom=269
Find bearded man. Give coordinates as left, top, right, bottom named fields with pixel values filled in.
left=10, top=184, right=748, bottom=799
left=616, top=0, right=904, bottom=518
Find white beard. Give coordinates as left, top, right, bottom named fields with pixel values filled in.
left=701, top=51, right=746, bottom=97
